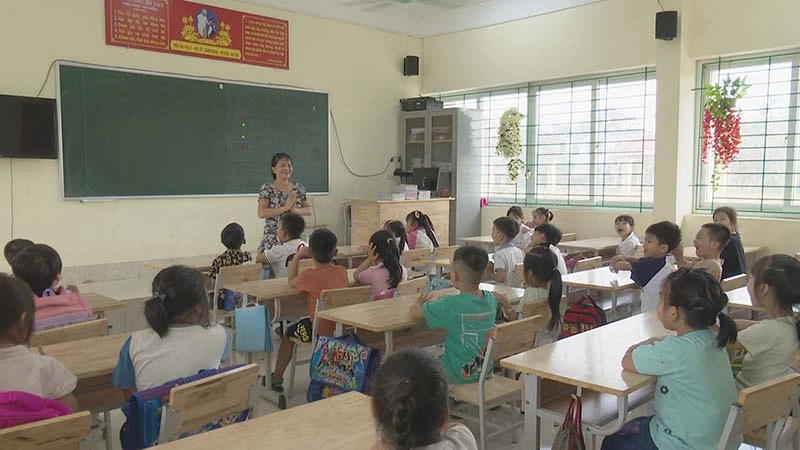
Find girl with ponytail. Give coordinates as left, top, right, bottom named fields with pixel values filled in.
left=355, top=230, right=409, bottom=299
left=496, top=247, right=563, bottom=332
left=731, top=254, right=800, bottom=390
left=602, top=268, right=739, bottom=450
left=371, top=348, right=478, bottom=450
left=384, top=220, right=409, bottom=255
left=112, top=265, right=230, bottom=395
left=405, top=211, right=440, bottom=249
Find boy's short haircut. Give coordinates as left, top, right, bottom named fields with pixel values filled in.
left=453, top=246, right=489, bottom=285
left=615, top=215, right=635, bottom=227
left=644, top=221, right=682, bottom=252
left=701, top=223, right=732, bottom=249
left=11, top=244, right=63, bottom=296
left=221, top=223, right=246, bottom=250
left=492, top=217, right=520, bottom=241
left=3, top=239, right=34, bottom=265
left=280, top=213, right=306, bottom=240
left=308, top=228, right=338, bottom=263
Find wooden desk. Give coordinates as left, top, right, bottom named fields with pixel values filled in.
left=156, top=392, right=375, bottom=450
left=317, top=284, right=524, bottom=354
left=460, top=233, right=577, bottom=252
left=558, top=237, right=619, bottom=256
left=561, top=267, right=635, bottom=292
left=500, top=312, right=672, bottom=448
left=334, top=245, right=367, bottom=268
left=144, top=256, right=214, bottom=272
left=84, top=293, right=126, bottom=317
left=726, top=287, right=756, bottom=311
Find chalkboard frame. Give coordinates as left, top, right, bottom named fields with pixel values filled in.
left=55, top=61, right=330, bottom=200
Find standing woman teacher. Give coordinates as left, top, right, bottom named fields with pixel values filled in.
left=256, top=153, right=312, bottom=255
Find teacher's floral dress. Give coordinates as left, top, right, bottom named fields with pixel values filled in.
left=257, top=182, right=306, bottom=253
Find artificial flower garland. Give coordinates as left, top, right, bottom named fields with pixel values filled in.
left=702, top=77, right=749, bottom=191
left=496, top=108, right=526, bottom=182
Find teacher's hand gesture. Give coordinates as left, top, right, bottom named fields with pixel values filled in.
left=285, top=191, right=297, bottom=213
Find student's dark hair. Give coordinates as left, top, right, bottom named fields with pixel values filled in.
left=406, top=211, right=439, bottom=248
left=662, top=268, right=736, bottom=348
left=533, top=207, right=554, bottom=222
left=701, top=223, right=731, bottom=249
left=615, top=215, right=635, bottom=227
left=372, top=348, right=449, bottom=450
left=220, top=223, right=245, bottom=250
left=524, top=247, right=563, bottom=331
left=384, top=220, right=408, bottom=255
left=713, top=206, right=739, bottom=226
left=4, top=239, right=34, bottom=266
left=11, top=244, right=63, bottom=296
left=370, top=230, right=403, bottom=289
left=506, top=206, right=524, bottom=221
left=145, top=265, right=210, bottom=338
left=270, top=152, right=293, bottom=180
left=280, top=212, right=306, bottom=240
left=493, top=216, right=520, bottom=241
left=308, top=228, right=338, bottom=263
left=644, top=221, right=682, bottom=252
left=534, top=223, right=562, bottom=246
left=0, top=274, right=36, bottom=344
left=750, top=254, right=800, bottom=340
left=452, top=246, right=489, bottom=285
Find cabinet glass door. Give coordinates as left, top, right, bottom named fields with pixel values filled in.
left=405, top=116, right=426, bottom=170
left=430, top=114, right=453, bottom=170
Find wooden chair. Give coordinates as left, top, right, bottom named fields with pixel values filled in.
left=157, top=364, right=259, bottom=444
left=211, top=264, right=261, bottom=322
left=0, top=411, right=92, bottom=450
left=717, top=372, right=800, bottom=450
left=298, top=258, right=315, bottom=273
left=513, top=263, right=525, bottom=287
left=30, top=318, right=108, bottom=347
left=449, top=315, right=546, bottom=450
left=433, top=245, right=459, bottom=261
left=402, top=248, right=433, bottom=268
left=574, top=256, right=602, bottom=272
left=396, top=276, right=428, bottom=296
left=287, top=285, right=373, bottom=398
left=722, top=273, right=748, bottom=292
left=561, top=233, right=577, bottom=242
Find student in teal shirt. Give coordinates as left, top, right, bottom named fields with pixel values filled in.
left=410, top=246, right=497, bottom=384
left=602, top=268, right=740, bottom=450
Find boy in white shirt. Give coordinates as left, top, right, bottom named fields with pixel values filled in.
left=485, top=217, right=525, bottom=287
left=615, top=215, right=640, bottom=258
left=257, top=213, right=306, bottom=278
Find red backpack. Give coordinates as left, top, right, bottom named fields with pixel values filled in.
left=558, top=295, right=607, bottom=339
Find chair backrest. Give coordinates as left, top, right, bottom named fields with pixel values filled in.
left=513, top=263, right=525, bottom=287
left=721, top=274, right=748, bottom=292
left=0, top=411, right=92, bottom=450
left=432, top=245, right=458, bottom=260
left=217, top=264, right=261, bottom=285
left=574, top=256, right=602, bottom=273
left=490, top=315, right=546, bottom=360
left=521, top=301, right=553, bottom=325
left=396, top=277, right=428, bottom=296
left=561, top=233, right=577, bottom=242
left=718, top=372, right=800, bottom=450
left=159, top=364, right=259, bottom=443
left=298, top=258, right=315, bottom=273
left=30, top=318, right=108, bottom=347
left=402, top=248, right=432, bottom=267
left=319, top=285, right=374, bottom=310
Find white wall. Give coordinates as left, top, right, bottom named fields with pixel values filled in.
left=0, top=0, right=421, bottom=271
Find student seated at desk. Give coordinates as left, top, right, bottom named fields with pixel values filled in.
left=257, top=213, right=306, bottom=279
left=485, top=217, right=525, bottom=287
left=112, top=266, right=230, bottom=397
left=371, top=348, right=478, bottom=450
left=354, top=230, right=407, bottom=299
left=11, top=244, right=92, bottom=331
left=384, top=220, right=409, bottom=255
left=3, top=238, right=33, bottom=267
left=209, top=222, right=253, bottom=278
left=406, top=211, right=439, bottom=249
left=0, top=275, right=78, bottom=411
left=496, top=247, right=562, bottom=328
left=529, top=223, right=568, bottom=276
left=602, top=269, right=739, bottom=450
left=673, top=223, right=729, bottom=281
left=713, top=206, right=747, bottom=279
left=729, top=255, right=800, bottom=390
left=410, top=246, right=497, bottom=385
left=529, top=207, right=554, bottom=230
left=270, top=228, right=349, bottom=393
left=610, top=221, right=681, bottom=313
left=506, top=206, right=533, bottom=249
left=614, top=215, right=640, bottom=258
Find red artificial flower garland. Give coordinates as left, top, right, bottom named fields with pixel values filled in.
left=701, top=77, right=749, bottom=191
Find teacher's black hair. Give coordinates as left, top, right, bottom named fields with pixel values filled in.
left=271, top=153, right=293, bottom=180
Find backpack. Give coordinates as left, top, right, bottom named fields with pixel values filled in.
left=558, top=295, right=607, bottom=339
left=306, top=333, right=381, bottom=403
left=34, top=290, right=93, bottom=331
left=0, top=391, right=72, bottom=429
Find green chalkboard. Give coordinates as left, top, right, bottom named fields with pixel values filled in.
left=57, top=63, right=329, bottom=198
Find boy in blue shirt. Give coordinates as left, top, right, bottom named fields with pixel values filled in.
left=609, top=221, right=681, bottom=313
left=410, top=246, right=497, bottom=384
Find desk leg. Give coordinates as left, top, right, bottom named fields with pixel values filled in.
left=272, top=298, right=281, bottom=324
left=335, top=322, right=343, bottom=336
left=522, top=374, right=541, bottom=450
left=384, top=331, right=394, bottom=355
left=348, top=256, right=353, bottom=268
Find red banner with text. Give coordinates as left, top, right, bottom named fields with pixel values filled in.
left=105, top=0, right=289, bottom=70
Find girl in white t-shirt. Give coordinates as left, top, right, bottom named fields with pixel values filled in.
left=371, top=348, right=478, bottom=450
left=731, top=254, right=800, bottom=390
left=506, top=206, right=533, bottom=250
left=112, top=266, right=230, bottom=396
left=405, top=211, right=439, bottom=250
left=0, top=274, right=78, bottom=410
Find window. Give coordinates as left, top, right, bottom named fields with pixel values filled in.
left=439, top=69, right=655, bottom=211
left=695, top=51, right=800, bottom=215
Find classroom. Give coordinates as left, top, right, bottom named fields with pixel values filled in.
left=1, top=0, right=799, bottom=449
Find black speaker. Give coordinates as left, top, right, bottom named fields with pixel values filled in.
left=403, top=56, right=419, bottom=76
left=655, top=11, right=678, bottom=40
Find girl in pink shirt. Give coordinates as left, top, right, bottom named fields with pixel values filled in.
left=354, top=230, right=408, bottom=299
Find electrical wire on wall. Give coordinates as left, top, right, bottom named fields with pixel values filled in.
left=330, top=110, right=394, bottom=178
